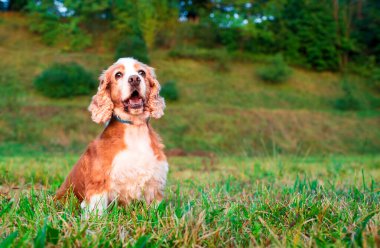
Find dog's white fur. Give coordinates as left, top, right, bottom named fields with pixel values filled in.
left=108, top=124, right=168, bottom=204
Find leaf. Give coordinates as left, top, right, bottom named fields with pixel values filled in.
left=46, top=225, right=59, bottom=245
left=353, top=210, right=380, bottom=246
left=0, top=201, right=13, bottom=218
left=0, top=231, right=18, bottom=248
left=34, top=218, right=47, bottom=248
left=133, top=235, right=151, bottom=248
left=18, top=197, right=34, bottom=218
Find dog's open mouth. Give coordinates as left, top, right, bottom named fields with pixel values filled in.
left=123, top=90, right=144, bottom=111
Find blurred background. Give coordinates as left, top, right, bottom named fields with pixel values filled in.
left=0, top=0, right=379, bottom=157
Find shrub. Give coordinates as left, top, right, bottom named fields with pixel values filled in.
left=369, top=68, right=380, bottom=92
left=34, top=63, right=96, bottom=98
left=115, top=35, right=150, bottom=63
left=161, top=80, right=179, bottom=101
left=193, top=23, right=220, bottom=48
left=334, top=80, right=360, bottom=111
left=257, top=55, right=292, bottom=83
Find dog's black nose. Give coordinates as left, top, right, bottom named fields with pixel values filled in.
left=128, top=75, right=140, bottom=87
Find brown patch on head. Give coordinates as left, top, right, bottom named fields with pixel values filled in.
left=108, top=64, right=125, bottom=108
left=88, top=63, right=125, bottom=124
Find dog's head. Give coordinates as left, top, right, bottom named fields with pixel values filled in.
left=88, top=58, right=165, bottom=124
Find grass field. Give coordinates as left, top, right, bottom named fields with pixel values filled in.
left=1, top=155, right=380, bottom=247
left=1, top=13, right=380, bottom=247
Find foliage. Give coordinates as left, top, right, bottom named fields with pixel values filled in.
left=136, top=0, right=160, bottom=49
left=277, top=0, right=339, bottom=71
left=1, top=155, right=380, bottom=246
left=9, top=0, right=28, bottom=11
left=346, top=57, right=380, bottom=93
left=112, top=0, right=178, bottom=50
left=178, top=0, right=380, bottom=72
left=192, top=23, right=220, bottom=49
left=352, top=0, right=380, bottom=64
left=256, top=55, right=292, bottom=83
left=139, top=0, right=178, bottom=49
left=27, top=1, right=92, bottom=51
left=114, top=35, right=150, bottom=63
left=160, top=80, right=179, bottom=101
left=370, top=68, right=380, bottom=92
left=34, top=63, right=96, bottom=98
left=334, top=79, right=360, bottom=111
left=9, top=0, right=379, bottom=72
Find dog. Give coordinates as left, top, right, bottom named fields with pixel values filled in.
left=55, top=58, right=168, bottom=216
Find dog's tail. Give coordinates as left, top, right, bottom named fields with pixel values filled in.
left=54, top=177, right=71, bottom=201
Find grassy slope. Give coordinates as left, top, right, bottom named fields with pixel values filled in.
left=0, top=13, right=379, bottom=156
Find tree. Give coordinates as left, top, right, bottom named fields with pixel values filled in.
left=113, top=0, right=178, bottom=50
left=354, top=0, right=380, bottom=64
left=277, top=0, right=339, bottom=70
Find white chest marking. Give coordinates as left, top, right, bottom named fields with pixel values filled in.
left=109, top=125, right=168, bottom=201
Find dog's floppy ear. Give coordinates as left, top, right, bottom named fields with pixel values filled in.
left=147, top=67, right=165, bottom=119
left=88, top=70, right=114, bottom=124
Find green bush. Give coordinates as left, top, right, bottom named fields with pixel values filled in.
left=369, top=68, right=380, bottom=92
left=257, top=55, right=292, bottom=83
left=34, top=63, right=96, bottom=98
left=193, top=23, right=220, bottom=48
left=115, top=35, right=150, bottom=63
left=161, top=80, right=179, bottom=101
left=334, top=80, right=360, bottom=111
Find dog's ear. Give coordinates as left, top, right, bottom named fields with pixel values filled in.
left=88, top=70, right=114, bottom=124
left=147, top=67, right=165, bottom=119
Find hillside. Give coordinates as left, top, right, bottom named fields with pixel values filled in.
left=0, top=13, right=379, bottom=156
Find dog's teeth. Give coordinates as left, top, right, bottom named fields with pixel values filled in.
left=128, top=98, right=143, bottom=104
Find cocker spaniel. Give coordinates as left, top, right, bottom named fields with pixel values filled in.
left=56, top=58, right=168, bottom=216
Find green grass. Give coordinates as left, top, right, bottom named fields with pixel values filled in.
left=1, top=155, right=379, bottom=247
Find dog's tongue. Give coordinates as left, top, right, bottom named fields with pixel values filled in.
left=128, top=97, right=143, bottom=108
left=128, top=97, right=142, bottom=104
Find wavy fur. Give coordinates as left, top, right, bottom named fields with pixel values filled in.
left=88, top=71, right=114, bottom=124
left=146, top=66, right=165, bottom=119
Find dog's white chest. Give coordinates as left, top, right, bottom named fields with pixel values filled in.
left=109, top=126, right=168, bottom=201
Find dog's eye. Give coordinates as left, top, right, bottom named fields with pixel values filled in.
left=138, top=70, right=146, bottom=77
left=115, top=72, right=123, bottom=79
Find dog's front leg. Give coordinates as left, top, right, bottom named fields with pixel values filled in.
left=144, top=180, right=164, bottom=206
left=81, top=192, right=108, bottom=219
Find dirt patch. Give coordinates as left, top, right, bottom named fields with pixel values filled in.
left=21, top=106, right=62, bottom=118
left=167, top=148, right=215, bottom=158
